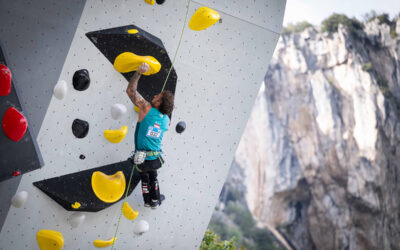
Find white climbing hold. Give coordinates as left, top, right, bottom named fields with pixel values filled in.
left=68, top=213, right=86, bottom=228
left=133, top=220, right=149, bottom=235
left=11, top=190, right=28, bottom=208
left=111, top=103, right=127, bottom=120
left=53, top=80, right=68, bottom=100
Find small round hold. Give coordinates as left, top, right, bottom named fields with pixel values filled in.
left=156, top=0, right=165, bottom=4
left=11, top=190, right=28, bottom=208
left=134, top=220, right=149, bottom=235
left=68, top=213, right=85, bottom=228
left=79, top=154, right=86, bottom=160
left=72, top=119, right=89, bottom=138
left=73, top=69, right=90, bottom=91
left=111, top=103, right=127, bottom=120
left=176, top=121, right=186, bottom=133
left=53, top=80, right=68, bottom=99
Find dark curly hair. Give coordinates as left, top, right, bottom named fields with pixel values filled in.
left=158, top=90, right=174, bottom=117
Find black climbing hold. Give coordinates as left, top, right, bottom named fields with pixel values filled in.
left=72, top=69, right=90, bottom=91
left=33, top=159, right=140, bottom=212
left=156, top=0, right=165, bottom=4
left=79, top=154, right=86, bottom=160
left=85, top=25, right=177, bottom=104
left=72, top=119, right=89, bottom=138
left=176, top=121, right=186, bottom=133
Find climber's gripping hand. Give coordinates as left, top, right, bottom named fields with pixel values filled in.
left=137, top=63, right=150, bottom=74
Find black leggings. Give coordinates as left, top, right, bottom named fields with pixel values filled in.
left=138, top=157, right=163, bottom=203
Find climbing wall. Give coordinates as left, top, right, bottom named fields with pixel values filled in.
left=0, top=45, right=42, bottom=182
left=0, top=0, right=285, bottom=249
left=0, top=0, right=86, bottom=233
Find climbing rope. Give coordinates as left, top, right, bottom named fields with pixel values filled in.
left=110, top=162, right=136, bottom=250
left=160, top=0, right=192, bottom=92
left=111, top=1, right=192, bottom=248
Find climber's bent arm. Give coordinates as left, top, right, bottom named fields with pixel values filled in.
left=126, top=64, right=151, bottom=111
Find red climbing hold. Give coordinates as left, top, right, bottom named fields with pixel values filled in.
left=0, top=64, right=12, bottom=96
left=13, top=171, right=21, bottom=176
left=2, top=107, right=28, bottom=142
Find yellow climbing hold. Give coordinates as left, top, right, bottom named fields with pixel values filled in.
left=91, top=171, right=126, bottom=203
left=144, top=0, right=155, bottom=5
left=71, top=202, right=81, bottom=209
left=93, top=237, right=117, bottom=248
left=122, top=201, right=139, bottom=220
left=113, top=52, right=161, bottom=75
left=134, top=105, right=140, bottom=113
left=127, top=29, right=138, bottom=34
left=189, top=7, right=220, bottom=31
left=104, top=125, right=128, bottom=143
left=36, top=230, right=64, bottom=250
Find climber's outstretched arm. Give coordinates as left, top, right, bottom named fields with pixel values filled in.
left=126, top=63, right=151, bottom=110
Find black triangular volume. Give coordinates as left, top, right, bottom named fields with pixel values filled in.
left=86, top=25, right=177, bottom=102
left=33, top=159, right=140, bottom=212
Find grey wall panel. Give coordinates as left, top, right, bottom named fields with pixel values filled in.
left=0, top=0, right=85, bottom=232
left=0, top=0, right=86, bottom=137
left=0, top=176, right=21, bottom=232
left=193, top=0, right=286, bottom=33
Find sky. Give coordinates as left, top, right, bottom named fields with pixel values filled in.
left=283, top=0, right=400, bottom=25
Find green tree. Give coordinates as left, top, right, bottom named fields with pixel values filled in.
left=363, top=10, right=378, bottom=22
left=282, top=21, right=314, bottom=35
left=363, top=11, right=397, bottom=38
left=364, top=11, right=392, bottom=25
left=200, top=230, right=239, bottom=250
left=376, top=13, right=391, bottom=25
left=224, top=202, right=255, bottom=235
left=250, top=228, right=281, bottom=250
left=391, top=29, right=397, bottom=39
left=362, top=62, right=373, bottom=72
left=321, top=13, right=364, bottom=36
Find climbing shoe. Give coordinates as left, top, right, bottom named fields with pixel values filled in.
left=150, top=200, right=159, bottom=209
left=144, top=202, right=151, bottom=208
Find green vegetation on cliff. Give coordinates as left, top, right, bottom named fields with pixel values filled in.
left=364, top=11, right=398, bottom=38
left=321, top=13, right=364, bottom=36
left=207, top=183, right=284, bottom=250
left=282, top=21, right=314, bottom=35
left=201, top=230, right=238, bottom=250
left=283, top=12, right=398, bottom=38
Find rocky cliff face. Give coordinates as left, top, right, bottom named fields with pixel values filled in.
left=222, top=19, right=400, bottom=249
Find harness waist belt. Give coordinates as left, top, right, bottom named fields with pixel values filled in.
left=146, top=151, right=161, bottom=157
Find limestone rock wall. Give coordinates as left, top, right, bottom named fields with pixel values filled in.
left=223, top=20, right=400, bottom=250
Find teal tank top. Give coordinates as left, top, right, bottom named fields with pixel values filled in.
left=135, top=107, right=169, bottom=160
